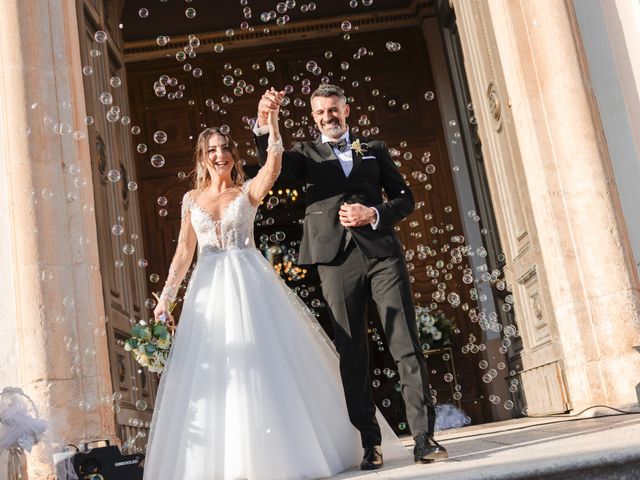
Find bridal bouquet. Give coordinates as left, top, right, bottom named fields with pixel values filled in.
left=124, top=293, right=176, bottom=373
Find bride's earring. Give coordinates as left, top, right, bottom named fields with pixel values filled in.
left=197, top=163, right=204, bottom=179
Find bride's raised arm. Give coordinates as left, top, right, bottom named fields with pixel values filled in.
left=247, top=110, right=283, bottom=206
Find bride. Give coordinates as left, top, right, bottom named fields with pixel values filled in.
left=144, top=110, right=407, bottom=480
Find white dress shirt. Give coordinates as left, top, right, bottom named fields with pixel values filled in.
left=254, top=122, right=380, bottom=229
left=322, top=130, right=353, bottom=176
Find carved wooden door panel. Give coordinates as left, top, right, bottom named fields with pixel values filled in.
left=78, top=0, right=157, bottom=451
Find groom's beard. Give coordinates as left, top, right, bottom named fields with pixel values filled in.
left=321, top=120, right=345, bottom=139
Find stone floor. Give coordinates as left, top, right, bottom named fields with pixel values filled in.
left=331, top=408, right=640, bottom=479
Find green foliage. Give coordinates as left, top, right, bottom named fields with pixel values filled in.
left=126, top=319, right=173, bottom=373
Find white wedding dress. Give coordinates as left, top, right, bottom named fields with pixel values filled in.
left=143, top=179, right=408, bottom=480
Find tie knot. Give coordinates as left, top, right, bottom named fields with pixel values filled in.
left=328, top=138, right=348, bottom=152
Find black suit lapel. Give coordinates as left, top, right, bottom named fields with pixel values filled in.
left=313, top=137, right=344, bottom=175
left=347, top=137, right=363, bottom=180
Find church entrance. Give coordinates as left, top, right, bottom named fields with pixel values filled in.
left=79, top=0, right=524, bottom=447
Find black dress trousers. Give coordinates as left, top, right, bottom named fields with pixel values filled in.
left=317, top=239, right=436, bottom=448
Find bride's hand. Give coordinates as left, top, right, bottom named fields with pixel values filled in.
left=153, top=299, right=171, bottom=324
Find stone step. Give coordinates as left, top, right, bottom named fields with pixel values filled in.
left=332, top=412, right=640, bottom=479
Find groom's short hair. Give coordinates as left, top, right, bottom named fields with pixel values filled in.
left=310, top=84, right=347, bottom=103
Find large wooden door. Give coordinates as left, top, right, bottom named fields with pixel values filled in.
left=78, top=0, right=157, bottom=451
left=126, top=22, right=498, bottom=427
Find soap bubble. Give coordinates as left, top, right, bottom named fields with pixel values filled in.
left=94, top=30, right=107, bottom=43
left=151, top=154, right=166, bottom=168
left=107, top=170, right=121, bottom=183
left=99, top=92, right=113, bottom=105
left=386, top=41, right=401, bottom=52
left=153, top=131, right=167, bottom=144
left=106, top=109, right=119, bottom=123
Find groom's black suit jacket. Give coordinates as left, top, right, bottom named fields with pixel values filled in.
left=256, top=134, right=414, bottom=265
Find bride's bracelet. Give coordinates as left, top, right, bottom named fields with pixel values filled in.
left=267, top=136, right=284, bottom=153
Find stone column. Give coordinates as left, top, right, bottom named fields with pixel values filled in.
left=475, top=0, right=640, bottom=409
left=0, top=0, right=116, bottom=476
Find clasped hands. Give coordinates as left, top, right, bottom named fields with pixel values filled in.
left=258, top=88, right=286, bottom=127
left=339, top=203, right=377, bottom=228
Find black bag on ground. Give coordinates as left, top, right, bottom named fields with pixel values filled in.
left=72, top=440, right=144, bottom=480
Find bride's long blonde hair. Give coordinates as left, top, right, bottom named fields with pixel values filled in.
left=192, top=127, right=246, bottom=190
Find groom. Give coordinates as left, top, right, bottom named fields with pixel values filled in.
left=254, top=84, right=447, bottom=469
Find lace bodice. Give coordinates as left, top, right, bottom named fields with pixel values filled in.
left=182, top=179, right=257, bottom=256
left=158, top=132, right=281, bottom=304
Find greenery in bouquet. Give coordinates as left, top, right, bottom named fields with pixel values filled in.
left=124, top=293, right=176, bottom=373
left=416, top=306, right=455, bottom=350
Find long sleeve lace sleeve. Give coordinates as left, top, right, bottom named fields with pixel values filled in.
left=159, top=191, right=198, bottom=303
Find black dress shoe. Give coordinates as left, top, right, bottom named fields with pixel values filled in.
left=360, top=445, right=384, bottom=470
left=413, top=432, right=448, bottom=463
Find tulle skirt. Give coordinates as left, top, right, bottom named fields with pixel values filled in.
left=143, top=248, right=407, bottom=480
